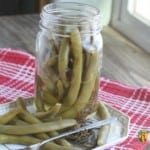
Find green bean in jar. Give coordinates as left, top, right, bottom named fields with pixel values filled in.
left=35, top=2, right=103, bottom=122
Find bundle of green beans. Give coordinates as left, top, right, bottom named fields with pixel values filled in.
left=35, top=28, right=100, bottom=121
left=0, top=98, right=111, bottom=149
left=0, top=98, right=77, bottom=150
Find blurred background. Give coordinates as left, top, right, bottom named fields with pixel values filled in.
left=0, top=0, right=39, bottom=15
left=0, top=0, right=149, bottom=86
left=0, top=0, right=112, bottom=25
left=0, top=0, right=149, bottom=52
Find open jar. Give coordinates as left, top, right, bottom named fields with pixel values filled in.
left=35, top=2, right=103, bottom=121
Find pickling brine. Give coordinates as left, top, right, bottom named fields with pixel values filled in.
left=35, top=2, right=103, bottom=121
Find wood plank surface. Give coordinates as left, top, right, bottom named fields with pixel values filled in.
left=102, top=27, right=150, bottom=87
left=0, top=14, right=149, bottom=87
left=0, top=15, right=39, bottom=55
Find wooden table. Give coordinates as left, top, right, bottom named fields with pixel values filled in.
left=0, top=14, right=150, bottom=87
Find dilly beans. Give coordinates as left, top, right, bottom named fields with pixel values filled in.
left=35, top=28, right=101, bottom=120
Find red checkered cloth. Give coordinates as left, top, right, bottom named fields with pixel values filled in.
left=0, top=48, right=150, bottom=150
left=0, top=48, right=35, bottom=104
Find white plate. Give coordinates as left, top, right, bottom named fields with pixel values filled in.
left=0, top=100, right=130, bottom=150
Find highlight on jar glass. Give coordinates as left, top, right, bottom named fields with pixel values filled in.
left=35, top=2, right=103, bottom=121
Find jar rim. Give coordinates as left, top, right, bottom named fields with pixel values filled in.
left=40, top=2, right=102, bottom=36
left=42, top=2, right=101, bottom=20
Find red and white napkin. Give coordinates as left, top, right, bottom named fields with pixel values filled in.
left=0, top=48, right=35, bottom=104
left=100, top=79, right=150, bottom=150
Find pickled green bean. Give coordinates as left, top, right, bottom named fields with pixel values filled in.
left=35, top=103, right=61, bottom=120
left=49, top=39, right=58, bottom=55
left=47, top=55, right=58, bottom=67
left=61, top=51, right=99, bottom=118
left=44, top=67, right=58, bottom=83
left=48, top=131, right=72, bottom=147
left=35, top=101, right=71, bottom=146
left=35, top=75, right=45, bottom=111
left=10, top=117, right=49, bottom=140
left=0, top=134, right=72, bottom=150
left=10, top=117, right=28, bottom=125
left=0, top=109, right=21, bottom=124
left=43, top=142, right=73, bottom=150
left=63, top=28, right=83, bottom=106
left=42, top=89, right=58, bottom=105
left=16, top=97, right=27, bottom=111
left=0, top=134, right=40, bottom=145
left=57, top=80, right=64, bottom=100
left=97, top=101, right=111, bottom=146
left=18, top=109, right=50, bottom=139
left=19, top=109, right=44, bottom=124
left=97, top=101, right=110, bottom=120
left=38, top=73, right=54, bottom=93
left=34, top=97, right=45, bottom=112
left=0, top=119, right=77, bottom=135
left=58, top=38, right=70, bottom=88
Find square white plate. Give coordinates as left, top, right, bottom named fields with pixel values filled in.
left=0, top=100, right=130, bottom=150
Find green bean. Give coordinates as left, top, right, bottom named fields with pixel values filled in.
left=58, top=38, right=70, bottom=88
left=42, top=66, right=59, bottom=95
left=0, top=134, right=72, bottom=150
left=19, top=109, right=44, bottom=124
left=44, top=67, right=59, bottom=84
left=10, top=117, right=27, bottom=125
left=97, top=101, right=111, bottom=146
left=81, top=51, right=91, bottom=83
left=34, top=111, right=51, bottom=119
left=18, top=103, right=59, bottom=127
left=35, top=103, right=61, bottom=120
left=10, top=117, right=49, bottom=140
left=37, top=59, right=59, bottom=108
left=0, top=134, right=40, bottom=145
left=61, top=51, right=99, bottom=118
left=38, top=73, right=55, bottom=93
left=43, top=142, right=73, bottom=150
left=85, top=52, right=91, bottom=70
left=88, top=75, right=99, bottom=101
left=46, top=103, right=61, bottom=120
left=57, top=80, right=64, bottom=100
left=18, top=107, right=65, bottom=146
left=18, top=110, right=50, bottom=139
left=49, top=39, right=58, bottom=55
left=46, top=55, right=58, bottom=67
left=77, top=75, right=99, bottom=119
left=40, top=68, right=57, bottom=90
left=35, top=75, right=45, bottom=111
left=63, top=28, right=83, bottom=106
left=42, top=89, right=58, bottom=105
left=34, top=97, right=45, bottom=112
left=2, top=115, right=71, bottom=149
left=0, top=119, right=77, bottom=135
left=97, top=101, right=110, bottom=120
left=0, top=109, right=21, bottom=124
left=48, top=131, right=72, bottom=147
left=42, top=104, right=72, bottom=148
left=16, top=97, right=27, bottom=111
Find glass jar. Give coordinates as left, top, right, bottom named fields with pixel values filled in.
left=35, top=2, right=103, bottom=121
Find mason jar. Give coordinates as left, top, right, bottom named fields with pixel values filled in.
left=35, top=2, right=103, bottom=121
